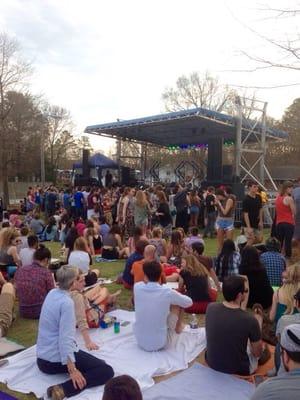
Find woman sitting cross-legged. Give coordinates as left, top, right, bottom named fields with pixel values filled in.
left=179, top=254, right=217, bottom=314
left=36, top=265, right=114, bottom=400
left=70, top=271, right=121, bottom=350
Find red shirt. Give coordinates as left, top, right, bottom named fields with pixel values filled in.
left=275, top=195, right=295, bottom=225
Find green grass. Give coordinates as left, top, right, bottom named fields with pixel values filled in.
left=0, top=236, right=223, bottom=399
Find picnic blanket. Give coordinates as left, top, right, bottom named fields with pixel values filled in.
left=143, top=363, right=255, bottom=400
left=0, top=338, right=25, bottom=357
left=0, top=310, right=206, bottom=400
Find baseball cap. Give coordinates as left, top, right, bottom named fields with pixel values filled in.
left=281, top=324, right=300, bottom=352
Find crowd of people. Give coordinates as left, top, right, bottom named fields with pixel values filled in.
left=0, top=178, right=300, bottom=399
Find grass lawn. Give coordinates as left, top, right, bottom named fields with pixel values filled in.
left=0, top=236, right=227, bottom=399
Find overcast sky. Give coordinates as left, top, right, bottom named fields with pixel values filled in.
left=0, top=0, right=299, bottom=153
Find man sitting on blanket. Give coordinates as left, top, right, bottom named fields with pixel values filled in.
left=205, top=275, right=264, bottom=375
left=133, top=260, right=192, bottom=351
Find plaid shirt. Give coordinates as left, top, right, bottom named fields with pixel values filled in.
left=260, top=251, right=286, bottom=287
left=216, top=251, right=241, bottom=281
left=15, top=262, right=55, bottom=319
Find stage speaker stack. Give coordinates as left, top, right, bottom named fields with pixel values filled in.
left=82, top=149, right=90, bottom=178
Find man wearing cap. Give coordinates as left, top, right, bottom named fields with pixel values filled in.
left=251, top=323, right=300, bottom=399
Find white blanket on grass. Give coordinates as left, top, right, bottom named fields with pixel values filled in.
left=143, top=363, right=255, bottom=400
left=0, top=310, right=206, bottom=400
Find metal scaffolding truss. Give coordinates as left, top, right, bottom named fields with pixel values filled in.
left=235, top=96, right=278, bottom=191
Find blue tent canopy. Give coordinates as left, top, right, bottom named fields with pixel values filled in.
left=73, top=153, right=118, bottom=169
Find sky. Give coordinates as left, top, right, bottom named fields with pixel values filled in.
left=0, top=0, right=299, bottom=153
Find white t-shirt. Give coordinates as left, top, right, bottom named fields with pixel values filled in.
left=20, top=248, right=35, bottom=266
left=68, top=251, right=90, bottom=274
left=133, top=281, right=192, bottom=351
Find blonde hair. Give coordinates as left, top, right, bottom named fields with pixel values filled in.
left=152, top=227, right=162, bottom=238
left=135, top=190, right=148, bottom=207
left=74, top=237, right=89, bottom=252
left=181, top=254, right=209, bottom=277
left=281, top=263, right=300, bottom=314
left=0, top=228, right=20, bottom=250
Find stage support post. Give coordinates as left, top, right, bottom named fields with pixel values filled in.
left=116, top=139, right=122, bottom=183
left=259, top=102, right=267, bottom=185
left=235, top=96, right=242, bottom=180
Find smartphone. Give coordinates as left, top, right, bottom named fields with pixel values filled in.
left=121, top=321, right=130, bottom=327
left=0, top=359, right=9, bottom=367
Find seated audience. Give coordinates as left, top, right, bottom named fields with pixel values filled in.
left=184, top=227, right=204, bottom=248
left=179, top=254, right=217, bottom=314
left=166, top=230, right=187, bottom=267
left=134, top=261, right=192, bottom=351
left=239, top=246, right=273, bottom=309
left=215, top=239, right=241, bottom=281
left=43, top=216, right=58, bottom=241
left=0, top=227, right=21, bottom=277
left=192, top=242, right=221, bottom=291
left=75, top=217, right=86, bottom=237
left=29, top=214, right=45, bottom=237
left=103, top=375, right=143, bottom=400
left=36, top=265, right=114, bottom=399
left=149, top=227, right=167, bottom=262
left=269, top=263, right=300, bottom=325
left=68, top=237, right=92, bottom=274
left=0, top=274, right=15, bottom=338
left=122, top=239, right=149, bottom=289
left=84, top=224, right=102, bottom=256
left=251, top=324, right=300, bottom=400
left=99, top=216, right=110, bottom=240
left=15, top=246, right=55, bottom=319
left=131, top=245, right=166, bottom=284
left=18, top=226, right=30, bottom=251
left=260, top=237, right=286, bottom=287
left=65, top=227, right=79, bottom=261
left=20, top=235, right=39, bottom=266
left=128, top=226, right=146, bottom=255
left=70, top=271, right=120, bottom=350
left=205, top=275, right=263, bottom=375
left=102, top=225, right=128, bottom=259
left=275, top=289, right=300, bottom=372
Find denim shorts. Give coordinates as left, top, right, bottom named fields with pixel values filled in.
left=216, top=219, right=234, bottom=231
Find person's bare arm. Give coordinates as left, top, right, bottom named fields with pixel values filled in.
left=250, top=340, right=263, bottom=358
left=258, top=207, right=264, bottom=230
left=81, top=329, right=99, bottom=351
left=243, top=212, right=251, bottom=230
left=9, top=247, right=21, bottom=267
left=269, top=290, right=279, bottom=322
left=178, top=276, right=185, bottom=291
left=286, top=196, right=296, bottom=218
left=209, top=269, right=221, bottom=291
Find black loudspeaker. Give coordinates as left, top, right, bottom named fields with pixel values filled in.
left=223, top=165, right=233, bottom=181
left=207, top=138, right=223, bottom=181
left=82, top=149, right=90, bottom=178
left=232, top=182, right=245, bottom=200
left=121, top=167, right=130, bottom=185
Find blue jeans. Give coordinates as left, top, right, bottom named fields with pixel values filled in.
left=37, top=350, right=114, bottom=397
left=204, top=211, right=216, bottom=237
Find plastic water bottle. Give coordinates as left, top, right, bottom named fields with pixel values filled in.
left=190, top=313, right=198, bottom=329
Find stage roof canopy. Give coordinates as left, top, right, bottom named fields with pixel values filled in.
left=85, top=107, right=287, bottom=147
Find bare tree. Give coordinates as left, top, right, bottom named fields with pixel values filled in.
left=237, top=3, right=300, bottom=75
left=0, top=33, right=32, bottom=206
left=162, top=71, right=236, bottom=112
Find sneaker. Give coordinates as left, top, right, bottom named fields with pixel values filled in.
left=47, top=384, right=65, bottom=400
